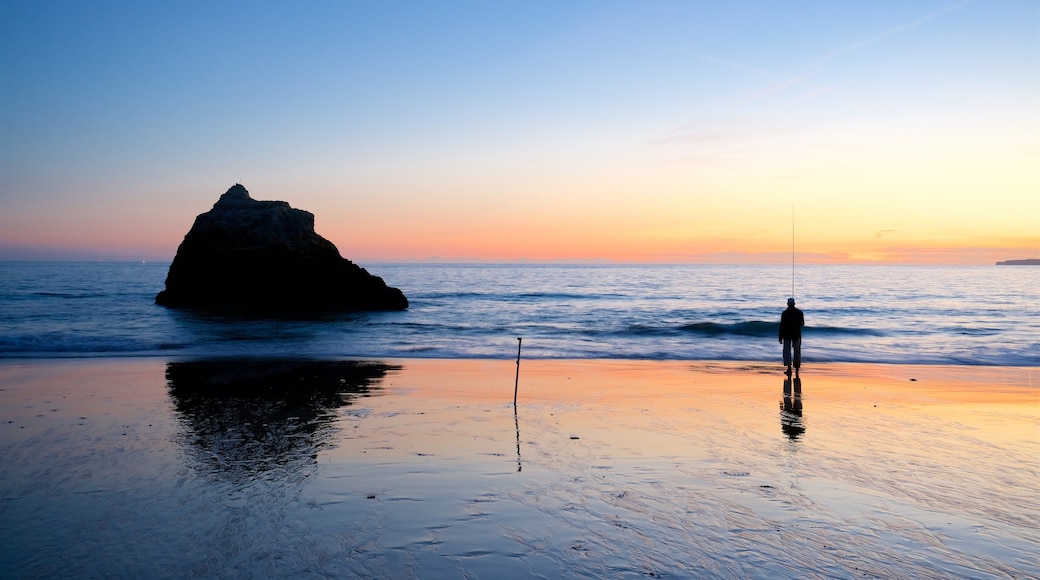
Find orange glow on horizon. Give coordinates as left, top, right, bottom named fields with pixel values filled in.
left=331, top=231, right=1038, bottom=265
left=2, top=170, right=1036, bottom=265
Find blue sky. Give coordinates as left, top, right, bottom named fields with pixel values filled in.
left=1, top=1, right=1036, bottom=262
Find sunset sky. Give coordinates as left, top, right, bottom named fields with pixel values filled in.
left=1, top=1, right=1036, bottom=264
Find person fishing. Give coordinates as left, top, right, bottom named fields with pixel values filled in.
left=779, top=297, right=804, bottom=375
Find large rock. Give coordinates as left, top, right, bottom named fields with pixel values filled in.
left=156, top=184, right=407, bottom=313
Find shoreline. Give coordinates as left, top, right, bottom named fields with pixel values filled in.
left=3, top=354, right=1039, bottom=368
left=2, top=357, right=1037, bottom=400
left=1, top=356, right=1036, bottom=391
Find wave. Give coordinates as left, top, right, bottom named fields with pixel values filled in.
left=807, top=325, right=885, bottom=336
left=0, top=337, right=183, bottom=357
left=0, top=291, right=115, bottom=301
left=417, top=291, right=623, bottom=301
left=676, top=321, right=883, bottom=337
left=946, top=327, right=1002, bottom=336
left=680, top=321, right=776, bottom=337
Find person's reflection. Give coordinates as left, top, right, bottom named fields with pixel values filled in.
left=167, top=359, right=397, bottom=482
left=780, top=375, right=805, bottom=439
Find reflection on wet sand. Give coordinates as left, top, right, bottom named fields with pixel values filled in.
left=167, top=359, right=397, bottom=480
left=781, top=375, right=805, bottom=439
left=514, top=406, right=523, bottom=472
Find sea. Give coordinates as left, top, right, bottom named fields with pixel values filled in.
left=0, top=262, right=1037, bottom=366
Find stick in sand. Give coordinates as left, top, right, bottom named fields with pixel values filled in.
left=513, top=337, right=524, bottom=471
left=514, top=337, right=522, bottom=407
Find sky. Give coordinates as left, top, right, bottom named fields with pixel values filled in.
left=1, top=0, right=1037, bottom=264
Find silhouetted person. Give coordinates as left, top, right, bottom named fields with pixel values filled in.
left=779, top=297, right=804, bottom=375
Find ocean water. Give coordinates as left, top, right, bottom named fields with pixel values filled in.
left=0, top=261, right=1037, bottom=365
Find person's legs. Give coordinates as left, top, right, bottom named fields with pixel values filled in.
left=793, top=337, right=801, bottom=369
left=783, top=338, right=792, bottom=368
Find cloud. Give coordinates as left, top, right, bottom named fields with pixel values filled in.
left=672, top=0, right=975, bottom=137
left=697, top=54, right=833, bottom=103
left=650, top=125, right=803, bottom=147
left=749, top=0, right=974, bottom=102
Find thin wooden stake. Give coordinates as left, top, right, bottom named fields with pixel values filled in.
left=514, top=337, right=522, bottom=407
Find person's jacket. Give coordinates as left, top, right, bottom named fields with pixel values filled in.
left=779, top=307, right=804, bottom=339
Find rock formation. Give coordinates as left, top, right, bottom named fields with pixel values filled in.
left=155, top=184, right=407, bottom=313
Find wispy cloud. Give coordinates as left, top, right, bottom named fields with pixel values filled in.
left=650, top=125, right=803, bottom=146
left=697, top=54, right=833, bottom=101
left=741, top=0, right=973, bottom=103
left=673, top=0, right=975, bottom=136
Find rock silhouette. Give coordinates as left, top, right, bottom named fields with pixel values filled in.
left=156, top=184, right=407, bottom=313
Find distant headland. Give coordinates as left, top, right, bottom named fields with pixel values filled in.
left=995, top=258, right=1040, bottom=266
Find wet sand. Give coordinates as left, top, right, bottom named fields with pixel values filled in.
left=1, top=358, right=1037, bottom=578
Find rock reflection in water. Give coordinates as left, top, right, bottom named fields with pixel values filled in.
left=167, top=359, right=396, bottom=481
left=781, top=375, right=805, bottom=439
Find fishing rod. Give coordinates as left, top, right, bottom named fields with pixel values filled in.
left=791, top=205, right=795, bottom=300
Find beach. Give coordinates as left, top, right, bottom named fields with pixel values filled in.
left=1, top=358, right=1036, bottom=578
